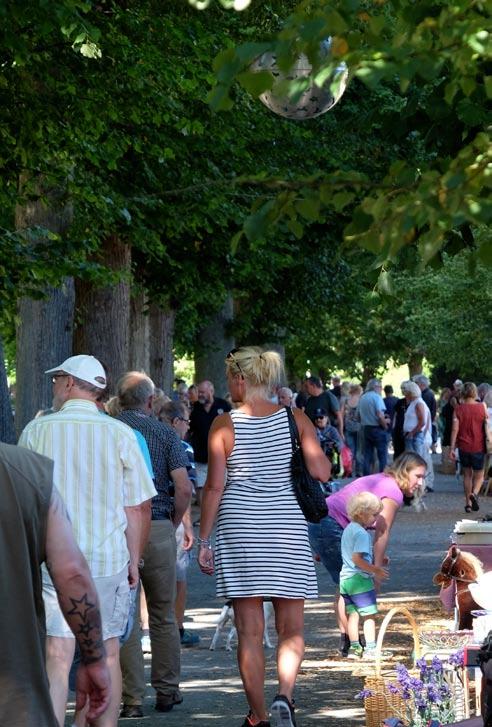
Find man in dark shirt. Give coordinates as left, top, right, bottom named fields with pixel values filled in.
left=383, top=385, right=399, bottom=427
left=0, top=443, right=110, bottom=726
left=116, top=372, right=192, bottom=718
left=330, top=375, right=342, bottom=400
left=304, top=376, right=343, bottom=436
left=189, top=380, right=231, bottom=503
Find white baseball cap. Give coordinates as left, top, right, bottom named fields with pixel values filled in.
left=45, top=355, right=107, bottom=389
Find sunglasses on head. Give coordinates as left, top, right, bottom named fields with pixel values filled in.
left=226, top=348, right=244, bottom=376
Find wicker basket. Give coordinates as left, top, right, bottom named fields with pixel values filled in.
left=364, top=606, right=422, bottom=727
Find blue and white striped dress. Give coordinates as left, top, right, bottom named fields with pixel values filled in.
left=215, top=408, right=317, bottom=599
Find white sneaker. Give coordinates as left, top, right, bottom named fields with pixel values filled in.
left=270, top=694, right=296, bottom=727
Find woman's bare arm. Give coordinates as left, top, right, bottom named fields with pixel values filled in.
left=372, top=497, right=399, bottom=568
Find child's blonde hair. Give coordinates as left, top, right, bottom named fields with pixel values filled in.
left=347, top=491, right=383, bottom=522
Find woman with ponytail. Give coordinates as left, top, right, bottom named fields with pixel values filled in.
left=198, top=346, right=329, bottom=727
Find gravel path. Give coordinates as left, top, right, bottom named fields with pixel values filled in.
left=67, top=462, right=492, bottom=726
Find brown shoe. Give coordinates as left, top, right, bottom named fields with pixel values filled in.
left=120, top=704, right=143, bottom=718
left=155, top=692, right=183, bottom=712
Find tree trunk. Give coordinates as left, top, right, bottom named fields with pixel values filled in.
left=15, top=178, right=74, bottom=433
left=149, top=304, right=175, bottom=394
left=129, top=291, right=150, bottom=373
left=73, top=235, right=131, bottom=393
left=361, top=365, right=376, bottom=388
left=0, top=338, right=16, bottom=443
left=194, top=296, right=234, bottom=398
left=16, top=282, right=75, bottom=432
left=408, top=352, right=424, bottom=378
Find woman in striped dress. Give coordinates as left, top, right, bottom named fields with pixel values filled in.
left=198, top=347, right=330, bottom=727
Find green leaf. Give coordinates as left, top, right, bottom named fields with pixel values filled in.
left=295, top=197, right=320, bottom=222
left=287, top=218, right=303, bottom=238
left=237, top=69, right=272, bottom=97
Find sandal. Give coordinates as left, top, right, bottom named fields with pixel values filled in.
left=470, top=493, right=480, bottom=511
left=465, top=505, right=472, bottom=513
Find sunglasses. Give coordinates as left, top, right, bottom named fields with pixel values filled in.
left=226, top=348, right=244, bottom=376
left=52, top=374, right=69, bottom=384
left=178, top=416, right=190, bottom=424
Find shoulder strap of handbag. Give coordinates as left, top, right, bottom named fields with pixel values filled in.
left=285, top=406, right=301, bottom=452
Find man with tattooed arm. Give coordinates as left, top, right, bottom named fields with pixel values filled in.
left=0, top=443, right=110, bottom=726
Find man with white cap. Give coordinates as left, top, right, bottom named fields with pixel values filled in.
left=18, top=354, right=157, bottom=727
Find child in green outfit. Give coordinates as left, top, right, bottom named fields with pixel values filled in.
left=339, top=491, right=389, bottom=659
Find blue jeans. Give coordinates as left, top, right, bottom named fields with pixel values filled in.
left=405, top=431, right=425, bottom=458
left=308, top=516, right=344, bottom=585
left=363, top=425, right=388, bottom=475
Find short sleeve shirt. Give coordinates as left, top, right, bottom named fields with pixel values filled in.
left=117, top=409, right=189, bottom=520
left=304, top=391, right=340, bottom=424
left=327, top=473, right=403, bottom=528
left=189, top=398, right=232, bottom=463
left=358, top=391, right=385, bottom=426
left=18, top=400, right=157, bottom=577
left=340, top=522, right=373, bottom=580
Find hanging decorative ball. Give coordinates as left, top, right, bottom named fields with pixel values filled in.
left=251, top=39, right=348, bottom=120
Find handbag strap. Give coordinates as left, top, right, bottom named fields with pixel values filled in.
left=285, top=406, right=301, bottom=453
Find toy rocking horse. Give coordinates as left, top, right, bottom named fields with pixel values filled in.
left=433, top=544, right=483, bottom=630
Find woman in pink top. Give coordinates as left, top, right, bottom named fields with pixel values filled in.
left=450, top=381, right=487, bottom=513
left=308, top=451, right=426, bottom=656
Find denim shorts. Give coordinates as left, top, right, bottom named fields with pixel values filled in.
left=308, top=515, right=344, bottom=585
left=459, top=450, right=485, bottom=471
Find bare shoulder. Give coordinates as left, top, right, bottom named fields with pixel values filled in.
left=210, top=411, right=233, bottom=432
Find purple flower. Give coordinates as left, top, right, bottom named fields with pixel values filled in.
left=431, top=656, right=444, bottom=673
left=387, top=683, right=401, bottom=695
left=440, top=683, right=451, bottom=698
left=447, top=648, right=465, bottom=667
left=415, top=694, right=427, bottom=710
left=426, top=683, right=442, bottom=704
left=408, top=676, right=424, bottom=692
left=355, top=689, right=374, bottom=699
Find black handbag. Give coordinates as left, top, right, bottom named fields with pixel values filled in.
left=285, top=406, right=328, bottom=524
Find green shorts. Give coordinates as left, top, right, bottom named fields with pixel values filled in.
left=339, top=573, right=378, bottom=616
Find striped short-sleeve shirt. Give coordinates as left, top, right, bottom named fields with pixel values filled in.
left=18, top=399, right=157, bottom=577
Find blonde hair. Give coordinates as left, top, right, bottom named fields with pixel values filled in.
left=225, top=346, right=284, bottom=392
left=349, top=383, right=362, bottom=395
left=385, top=451, right=426, bottom=494
left=462, top=381, right=478, bottom=400
left=347, top=491, right=383, bottom=521
left=105, top=396, right=121, bottom=417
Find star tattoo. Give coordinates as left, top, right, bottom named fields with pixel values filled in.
left=67, top=594, right=95, bottom=622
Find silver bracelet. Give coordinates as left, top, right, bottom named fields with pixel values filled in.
left=197, top=537, right=212, bottom=548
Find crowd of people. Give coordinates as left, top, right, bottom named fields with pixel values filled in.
left=2, top=350, right=492, bottom=727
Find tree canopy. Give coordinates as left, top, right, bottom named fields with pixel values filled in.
left=205, top=0, right=492, bottom=277
left=0, top=0, right=490, bottom=392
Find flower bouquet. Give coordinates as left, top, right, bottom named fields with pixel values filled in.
left=358, top=650, right=465, bottom=726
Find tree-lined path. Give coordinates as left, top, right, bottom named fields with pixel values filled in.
left=65, top=467, right=487, bottom=726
